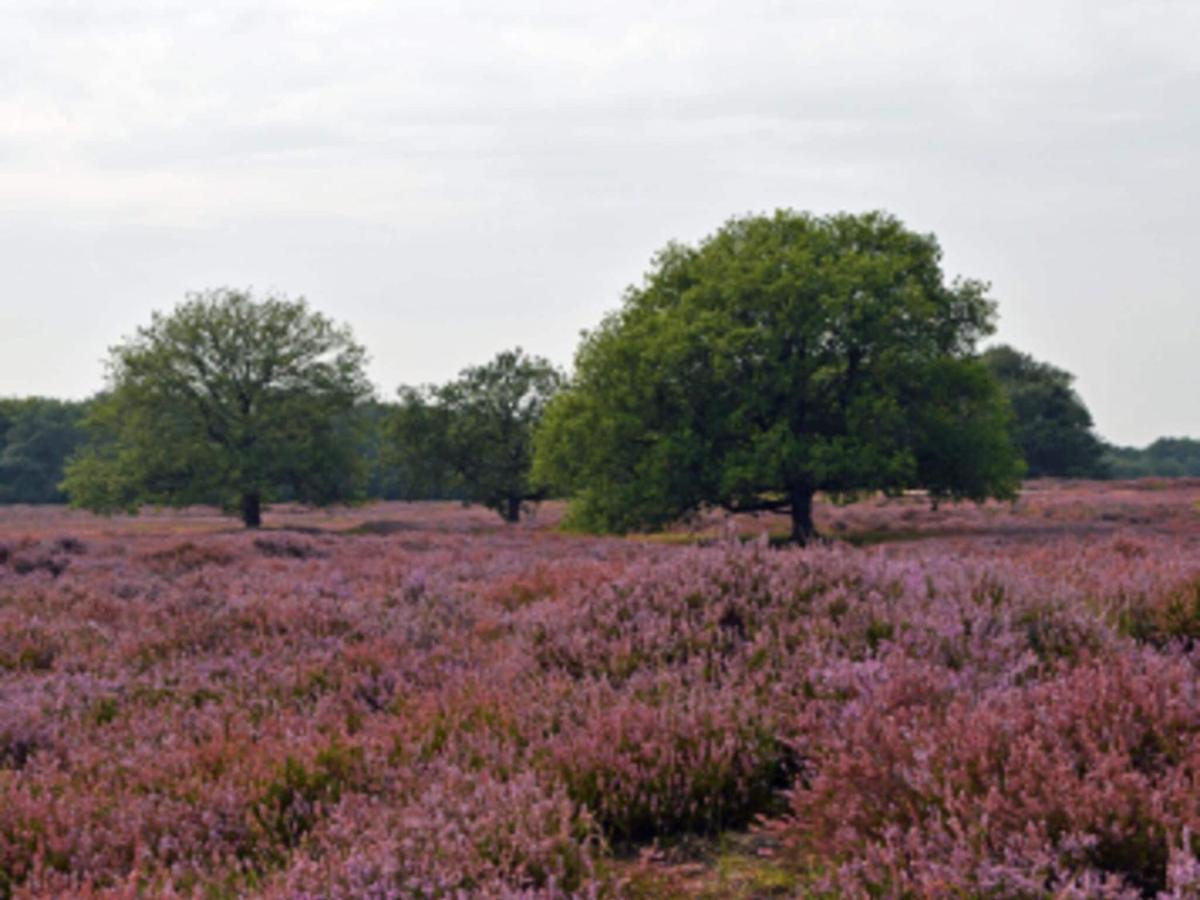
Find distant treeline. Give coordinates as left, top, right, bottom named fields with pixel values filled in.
left=0, top=397, right=89, bottom=504
left=0, top=388, right=1195, bottom=506
left=1102, top=438, right=1200, bottom=479
left=0, top=397, right=462, bottom=506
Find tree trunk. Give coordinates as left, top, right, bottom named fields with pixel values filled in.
left=789, top=485, right=816, bottom=545
left=241, top=492, right=262, bottom=529
left=504, top=496, right=521, bottom=524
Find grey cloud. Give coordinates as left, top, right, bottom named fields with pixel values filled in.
left=0, top=0, right=1196, bottom=444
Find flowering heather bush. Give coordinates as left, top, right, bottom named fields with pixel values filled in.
left=774, top=652, right=1200, bottom=897
left=551, top=685, right=792, bottom=842
left=262, top=769, right=598, bottom=898
left=0, top=485, right=1198, bottom=896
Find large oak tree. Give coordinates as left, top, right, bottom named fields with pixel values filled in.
left=534, top=210, right=1023, bottom=543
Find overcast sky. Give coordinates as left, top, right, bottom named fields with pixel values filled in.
left=1, top=0, right=1196, bottom=445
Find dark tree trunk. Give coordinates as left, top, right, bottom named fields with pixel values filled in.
left=503, top=496, right=521, bottom=524
left=789, top=485, right=816, bottom=545
left=241, top=492, right=262, bottom=529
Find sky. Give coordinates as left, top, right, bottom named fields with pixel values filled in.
left=0, top=0, right=1196, bottom=447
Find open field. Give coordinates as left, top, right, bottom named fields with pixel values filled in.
left=3, top=481, right=1200, bottom=897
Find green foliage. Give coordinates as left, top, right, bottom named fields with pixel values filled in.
left=910, top=357, right=1026, bottom=505
left=62, top=288, right=372, bottom=527
left=250, top=741, right=364, bottom=859
left=386, top=388, right=465, bottom=501
left=561, top=725, right=791, bottom=845
left=0, top=397, right=89, bottom=503
left=352, top=399, right=423, bottom=501
left=980, top=344, right=1106, bottom=478
left=89, top=697, right=120, bottom=726
left=390, top=348, right=562, bottom=521
left=347, top=398, right=471, bottom=502
left=534, top=210, right=1023, bottom=542
left=1103, top=437, right=1200, bottom=479
left=1115, top=578, right=1200, bottom=648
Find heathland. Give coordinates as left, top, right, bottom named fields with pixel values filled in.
left=3, top=480, right=1200, bottom=896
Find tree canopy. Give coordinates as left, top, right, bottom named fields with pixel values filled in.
left=534, top=210, right=1023, bottom=543
left=981, top=345, right=1107, bottom=478
left=62, top=289, right=372, bottom=527
left=390, top=348, right=562, bottom=521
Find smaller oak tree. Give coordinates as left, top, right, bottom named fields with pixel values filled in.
left=63, top=289, right=372, bottom=527
left=390, top=348, right=562, bottom=522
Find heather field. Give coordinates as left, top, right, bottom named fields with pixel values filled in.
left=3, top=482, right=1200, bottom=897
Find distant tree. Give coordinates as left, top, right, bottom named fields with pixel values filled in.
left=981, top=345, right=1106, bottom=478
left=534, top=210, right=1023, bottom=543
left=1140, top=437, right=1200, bottom=476
left=386, top=388, right=464, bottom=501
left=390, top=349, right=562, bottom=521
left=1103, top=437, right=1200, bottom=479
left=353, top=399, right=418, bottom=501
left=62, top=289, right=372, bottom=527
left=0, top=397, right=89, bottom=503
